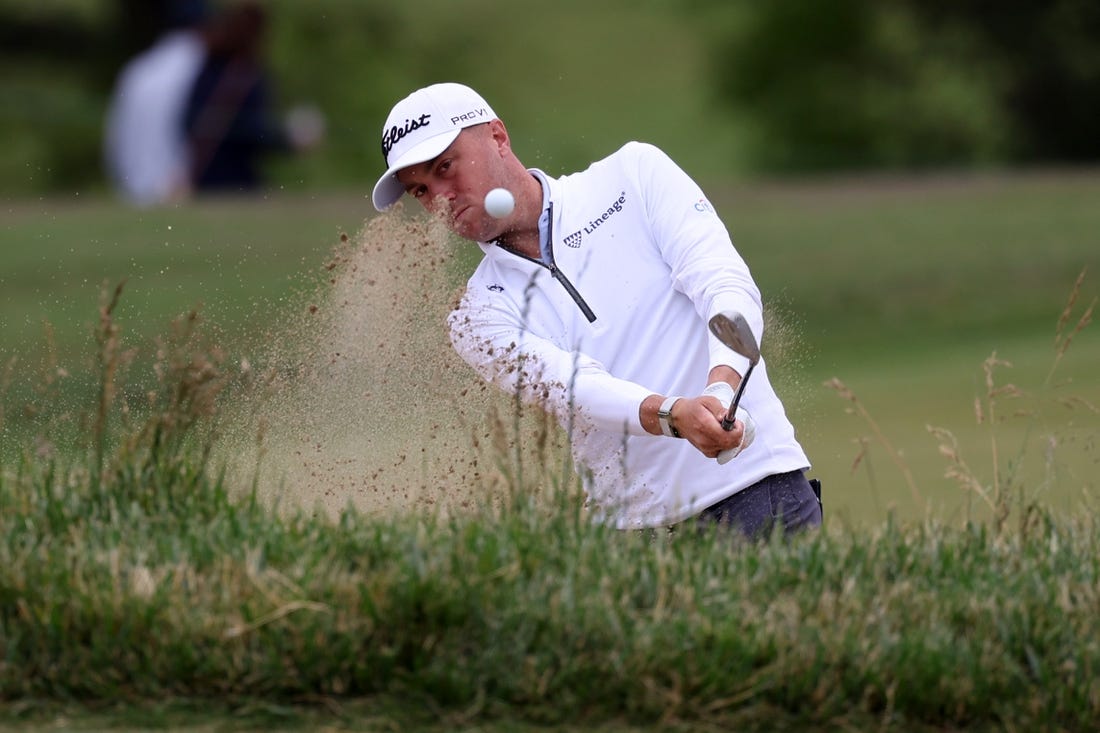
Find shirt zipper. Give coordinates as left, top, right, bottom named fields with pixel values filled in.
left=500, top=202, right=597, bottom=323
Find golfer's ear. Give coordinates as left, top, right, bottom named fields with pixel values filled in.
left=489, top=119, right=511, bottom=155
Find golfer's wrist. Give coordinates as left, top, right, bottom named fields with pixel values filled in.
left=641, top=394, right=682, bottom=437
left=657, top=395, right=684, bottom=438
left=702, top=381, right=735, bottom=409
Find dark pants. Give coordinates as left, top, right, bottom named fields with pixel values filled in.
left=696, top=470, right=822, bottom=541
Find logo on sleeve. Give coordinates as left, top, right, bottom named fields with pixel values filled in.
left=487, top=283, right=504, bottom=292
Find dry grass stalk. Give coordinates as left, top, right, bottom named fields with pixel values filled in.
left=981, top=352, right=1013, bottom=502
left=0, top=355, right=16, bottom=438
left=849, top=436, right=869, bottom=474
left=94, top=281, right=127, bottom=481
left=927, top=425, right=996, bottom=517
left=1057, top=396, right=1099, bottom=414
left=824, top=377, right=923, bottom=507
left=939, top=268, right=1096, bottom=530
left=1047, top=267, right=1095, bottom=387
left=1052, top=267, right=1084, bottom=348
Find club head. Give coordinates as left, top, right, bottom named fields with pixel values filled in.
left=708, top=311, right=760, bottom=364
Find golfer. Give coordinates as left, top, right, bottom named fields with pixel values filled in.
left=372, top=82, right=821, bottom=538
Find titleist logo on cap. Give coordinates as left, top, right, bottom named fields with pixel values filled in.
left=381, top=113, right=431, bottom=160
left=379, top=107, right=492, bottom=161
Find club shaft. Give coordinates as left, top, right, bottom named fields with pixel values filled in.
left=721, top=362, right=755, bottom=430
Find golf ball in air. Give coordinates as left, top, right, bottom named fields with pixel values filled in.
left=484, top=188, right=515, bottom=218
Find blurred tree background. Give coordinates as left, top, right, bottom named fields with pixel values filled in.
left=1, top=0, right=1097, bottom=197
left=695, top=0, right=1100, bottom=172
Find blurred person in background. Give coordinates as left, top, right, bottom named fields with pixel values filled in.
left=104, top=0, right=323, bottom=205
left=103, top=0, right=210, bottom=206
left=183, top=0, right=323, bottom=195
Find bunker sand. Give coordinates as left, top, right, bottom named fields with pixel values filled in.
left=218, top=206, right=572, bottom=520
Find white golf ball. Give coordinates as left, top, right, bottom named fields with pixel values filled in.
left=484, top=188, right=515, bottom=218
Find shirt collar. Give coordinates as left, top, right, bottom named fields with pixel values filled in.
left=480, top=169, right=555, bottom=261
left=530, top=168, right=552, bottom=262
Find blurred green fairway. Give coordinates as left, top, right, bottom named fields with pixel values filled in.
left=2, top=171, right=1098, bottom=527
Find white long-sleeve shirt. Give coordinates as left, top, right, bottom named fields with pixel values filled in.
left=449, top=142, right=809, bottom=528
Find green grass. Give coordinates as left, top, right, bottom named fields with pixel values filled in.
left=6, top=172, right=1098, bottom=361
left=2, top=390, right=1099, bottom=730
left=0, top=194, right=367, bottom=354
left=708, top=171, right=1100, bottom=355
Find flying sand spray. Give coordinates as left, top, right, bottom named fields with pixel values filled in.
left=218, top=206, right=565, bottom=520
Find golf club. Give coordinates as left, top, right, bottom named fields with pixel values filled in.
left=707, top=310, right=760, bottom=431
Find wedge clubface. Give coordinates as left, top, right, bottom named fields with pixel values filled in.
left=707, top=311, right=760, bottom=430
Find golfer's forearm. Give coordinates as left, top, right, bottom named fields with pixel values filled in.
left=640, top=394, right=667, bottom=436
left=707, top=364, right=742, bottom=391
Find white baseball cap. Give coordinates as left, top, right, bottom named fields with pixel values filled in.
left=371, top=82, right=497, bottom=211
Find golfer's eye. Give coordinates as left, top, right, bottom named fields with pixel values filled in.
left=437, top=159, right=452, bottom=175
left=411, top=184, right=427, bottom=198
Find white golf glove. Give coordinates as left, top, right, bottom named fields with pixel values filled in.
left=702, top=382, right=756, bottom=465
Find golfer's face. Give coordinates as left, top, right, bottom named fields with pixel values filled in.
left=396, top=124, right=505, bottom=241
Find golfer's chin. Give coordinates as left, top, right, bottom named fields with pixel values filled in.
left=452, top=212, right=498, bottom=243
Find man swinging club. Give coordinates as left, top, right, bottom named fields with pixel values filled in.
left=371, top=82, right=821, bottom=539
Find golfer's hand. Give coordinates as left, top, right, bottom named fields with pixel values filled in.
left=673, top=396, right=747, bottom=459
left=699, top=386, right=757, bottom=463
